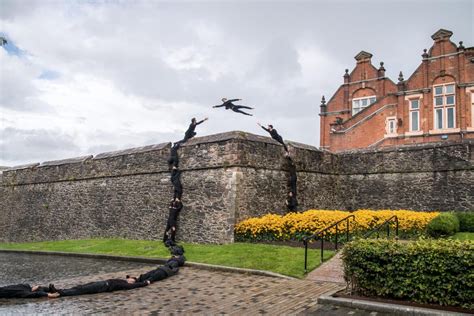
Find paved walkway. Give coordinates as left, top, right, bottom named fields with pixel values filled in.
left=0, top=252, right=347, bottom=314
left=305, top=252, right=345, bottom=284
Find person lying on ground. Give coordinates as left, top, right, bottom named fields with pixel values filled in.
left=0, top=284, right=59, bottom=299
left=50, top=277, right=150, bottom=297
left=213, top=98, right=254, bottom=116
left=257, top=123, right=289, bottom=152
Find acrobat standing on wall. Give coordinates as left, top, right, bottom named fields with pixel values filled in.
left=213, top=98, right=254, bottom=116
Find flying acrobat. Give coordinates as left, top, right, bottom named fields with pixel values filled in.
left=213, top=98, right=254, bottom=116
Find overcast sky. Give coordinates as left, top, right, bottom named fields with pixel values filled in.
left=0, top=0, right=472, bottom=167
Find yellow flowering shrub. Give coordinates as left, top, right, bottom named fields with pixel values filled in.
left=235, top=209, right=439, bottom=241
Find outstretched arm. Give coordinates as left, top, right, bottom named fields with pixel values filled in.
left=257, top=123, right=269, bottom=132
left=196, top=117, right=208, bottom=125
left=213, top=104, right=225, bottom=108
left=228, top=99, right=241, bottom=102
left=121, top=281, right=150, bottom=290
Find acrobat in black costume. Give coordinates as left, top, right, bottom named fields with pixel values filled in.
left=285, top=156, right=298, bottom=212
left=163, top=198, right=183, bottom=243
left=53, top=278, right=150, bottom=297
left=177, top=117, right=208, bottom=144
left=257, top=123, right=289, bottom=153
left=213, top=98, right=254, bottom=116
left=136, top=256, right=185, bottom=283
left=0, top=284, right=56, bottom=299
left=168, top=143, right=181, bottom=168
left=171, top=167, right=183, bottom=200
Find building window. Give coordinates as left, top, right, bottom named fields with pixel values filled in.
left=409, top=99, right=420, bottom=131
left=433, top=83, right=456, bottom=129
left=386, top=117, right=397, bottom=136
left=352, top=96, right=376, bottom=115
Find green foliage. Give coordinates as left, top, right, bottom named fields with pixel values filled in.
left=455, top=212, right=474, bottom=232
left=452, top=232, right=474, bottom=241
left=342, top=239, right=474, bottom=309
left=0, top=239, right=333, bottom=278
left=426, top=213, right=460, bottom=238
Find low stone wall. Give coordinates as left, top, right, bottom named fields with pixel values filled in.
left=0, top=132, right=472, bottom=244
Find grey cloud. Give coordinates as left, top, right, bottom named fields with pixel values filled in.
left=249, top=38, right=302, bottom=82
left=0, top=127, right=79, bottom=165
left=1, top=0, right=472, bottom=166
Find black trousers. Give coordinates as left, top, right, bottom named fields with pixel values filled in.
left=273, top=136, right=288, bottom=152
left=138, top=266, right=176, bottom=283
left=0, top=284, right=49, bottom=299
left=231, top=106, right=252, bottom=116
left=58, top=281, right=109, bottom=297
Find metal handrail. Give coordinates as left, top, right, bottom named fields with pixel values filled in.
left=364, top=215, right=399, bottom=239
left=303, top=215, right=355, bottom=273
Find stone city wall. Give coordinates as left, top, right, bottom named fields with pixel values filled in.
left=1, top=132, right=472, bottom=243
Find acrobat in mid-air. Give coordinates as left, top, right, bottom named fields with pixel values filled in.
left=213, top=98, right=254, bottom=116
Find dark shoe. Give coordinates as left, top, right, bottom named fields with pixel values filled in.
left=49, top=284, right=58, bottom=293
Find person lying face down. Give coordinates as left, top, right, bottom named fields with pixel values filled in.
left=213, top=98, right=254, bottom=116
left=50, top=276, right=150, bottom=297
left=135, top=256, right=185, bottom=284
left=0, top=284, right=59, bottom=299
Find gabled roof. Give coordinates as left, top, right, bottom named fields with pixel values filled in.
left=354, top=51, right=373, bottom=61
left=431, top=29, right=453, bottom=41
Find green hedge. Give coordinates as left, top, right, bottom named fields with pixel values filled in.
left=455, top=212, right=474, bottom=232
left=426, top=213, right=459, bottom=238
left=342, top=239, right=474, bottom=309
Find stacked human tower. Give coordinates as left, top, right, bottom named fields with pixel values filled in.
left=0, top=107, right=298, bottom=299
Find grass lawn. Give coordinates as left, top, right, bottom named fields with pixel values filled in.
left=0, top=239, right=333, bottom=278
left=451, top=232, right=474, bottom=241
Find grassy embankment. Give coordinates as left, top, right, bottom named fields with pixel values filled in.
left=0, top=239, right=333, bottom=278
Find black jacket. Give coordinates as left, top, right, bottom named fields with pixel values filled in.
left=214, top=99, right=240, bottom=109
left=58, top=279, right=148, bottom=297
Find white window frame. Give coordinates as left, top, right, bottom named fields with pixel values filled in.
left=385, top=116, right=397, bottom=138
left=409, top=99, right=420, bottom=132
left=352, top=95, right=376, bottom=115
left=433, top=83, right=456, bottom=130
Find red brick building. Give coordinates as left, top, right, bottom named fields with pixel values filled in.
left=319, top=29, right=474, bottom=152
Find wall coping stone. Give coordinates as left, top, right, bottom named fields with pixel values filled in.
left=93, top=142, right=170, bottom=160
left=182, top=130, right=321, bottom=152
left=182, top=131, right=281, bottom=146
left=337, top=139, right=474, bottom=155
left=6, top=163, right=40, bottom=171
left=39, top=155, right=93, bottom=167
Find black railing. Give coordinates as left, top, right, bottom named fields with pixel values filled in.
left=303, top=215, right=355, bottom=273
left=364, top=216, right=399, bottom=239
